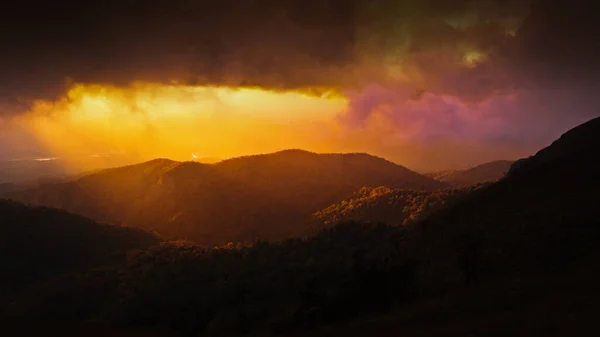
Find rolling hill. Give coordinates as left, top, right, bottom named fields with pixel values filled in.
left=0, top=158, right=67, bottom=184
left=12, top=150, right=446, bottom=245
left=314, top=184, right=489, bottom=227
left=425, top=160, right=514, bottom=186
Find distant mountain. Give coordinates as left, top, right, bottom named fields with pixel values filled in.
left=0, top=199, right=159, bottom=290
left=12, top=150, right=446, bottom=245
left=192, top=156, right=222, bottom=164
left=0, top=153, right=137, bottom=184
left=425, top=160, right=514, bottom=186
left=0, top=183, right=17, bottom=196
left=0, top=159, right=67, bottom=183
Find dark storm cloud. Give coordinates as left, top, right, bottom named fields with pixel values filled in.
left=332, top=0, right=600, bottom=157
left=515, top=0, right=600, bottom=86
left=352, top=0, right=528, bottom=101
left=0, top=0, right=598, bottom=115
left=0, top=0, right=357, bottom=111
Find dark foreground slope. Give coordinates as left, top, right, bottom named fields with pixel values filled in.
left=414, top=116, right=600, bottom=280
left=293, top=116, right=600, bottom=337
left=3, top=222, right=418, bottom=336
left=0, top=199, right=160, bottom=291
left=13, top=150, right=445, bottom=245
left=425, top=160, right=513, bottom=186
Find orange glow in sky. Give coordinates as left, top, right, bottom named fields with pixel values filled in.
left=14, top=83, right=349, bottom=169
left=5, top=82, right=532, bottom=174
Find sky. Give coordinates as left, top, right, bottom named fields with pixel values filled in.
left=1, top=0, right=599, bottom=173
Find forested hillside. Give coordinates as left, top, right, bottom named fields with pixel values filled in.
left=12, top=150, right=445, bottom=245
left=314, top=184, right=488, bottom=227
left=0, top=199, right=160, bottom=290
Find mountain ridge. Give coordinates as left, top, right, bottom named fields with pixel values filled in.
left=12, top=150, right=446, bottom=245
left=509, top=116, right=600, bottom=175
left=425, top=160, right=514, bottom=186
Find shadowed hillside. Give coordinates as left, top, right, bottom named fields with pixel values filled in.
left=425, top=160, right=513, bottom=187
left=399, top=117, right=600, bottom=293
left=0, top=199, right=160, bottom=291
left=349, top=116, right=600, bottom=337
left=12, top=150, right=446, bottom=245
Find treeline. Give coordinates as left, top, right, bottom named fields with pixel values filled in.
left=2, top=183, right=490, bottom=335
left=4, top=222, right=418, bottom=336
left=314, top=184, right=489, bottom=227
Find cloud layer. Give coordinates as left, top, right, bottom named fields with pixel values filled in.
left=2, top=0, right=597, bottom=104
left=1, top=0, right=599, bottom=170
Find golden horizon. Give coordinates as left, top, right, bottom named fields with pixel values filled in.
left=10, top=82, right=355, bottom=170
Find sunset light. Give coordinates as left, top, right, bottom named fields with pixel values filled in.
left=15, top=83, right=348, bottom=170
left=2, top=1, right=599, bottom=335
